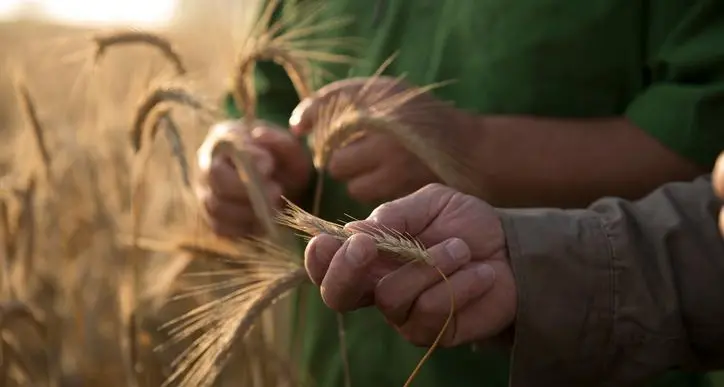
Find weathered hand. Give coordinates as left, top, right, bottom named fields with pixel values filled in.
left=714, top=151, right=724, bottom=234
left=289, top=77, right=473, bottom=204
left=196, top=120, right=311, bottom=238
left=304, top=183, right=516, bottom=347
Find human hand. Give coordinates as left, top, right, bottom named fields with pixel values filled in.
left=304, top=183, right=516, bottom=347
left=714, top=151, right=724, bottom=235
left=289, top=76, right=474, bottom=204
left=196, top=120, right=311, bottom=238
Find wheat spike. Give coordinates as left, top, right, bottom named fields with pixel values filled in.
left=93, top=30, right=187, bottom=76
left=130, top=84, right=218, bottom=152
left=159, top=237, right=303, bottom=387
left=232, top=0, right=360, bottom=123
left=307, top=57, right=481, bottom=198
left=275, top=197, right=455, bottom=387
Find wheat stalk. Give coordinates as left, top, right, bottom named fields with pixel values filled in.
left=130, top=84, right=218, bottom=152
left=232, top=0, right=359, bottom=124
left=93, top=30, right=187, bottom=76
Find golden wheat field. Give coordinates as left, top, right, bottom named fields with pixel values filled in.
left=0, top=0, right=447, bottom=384
left=0, top=2, right=315, bottom=386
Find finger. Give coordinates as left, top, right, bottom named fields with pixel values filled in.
left=206, top=148, right=275, bottom=201
left=713, top=152, right=724, bottom=198
left=289, top=98, right=313, bottom=136
left=320, top=233, right=378, bottom=312
left=344, top=168, right=398, bottom=204
left=326, top=136, right=383, bottom=181
left=403, top=262, right=497, bottom=347
left=251, top=126, right=303, bottom=169
left=305, top=234, right=343, bottom=286
left=364, top=183, right=459, bottom=236
left=200, top=181, right=282, bottom=221
left=374, top=238, right=471, bottom=326
left=203, top=194, right=257, bottom=225
left=452, top=261, right=516, bottom=345
left=207, top=217, right=255, bottom=239
left=289, top=78, right=369, bottom=136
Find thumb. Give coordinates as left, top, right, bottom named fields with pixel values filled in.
left=289, top=98, right=314, bottom=136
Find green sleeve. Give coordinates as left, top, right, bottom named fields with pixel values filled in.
left=625, top=0, right=724, bottom=169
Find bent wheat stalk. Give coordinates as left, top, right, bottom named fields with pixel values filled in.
left=276, top=198, right=455, bottom=387
left=130, top=85, right=217, bottom=152
left=206, top=134, right=284, bottom=245
left=231, top=0, right=358, bottom=124
left=93, top=30, right=187, bottom=76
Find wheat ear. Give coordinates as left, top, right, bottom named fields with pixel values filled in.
left=275, top=198, right=455, bottom=387
left=93, top=30, right=187, bottom=76
left=159, top=237, right=303, bottom=387
left=130, top=85, right=217, bottom=152
left=14, top=82, right=52, bottom=184
left=308, top=57, right=480, bottom=198
left=232, top=0, right=358, bottom=123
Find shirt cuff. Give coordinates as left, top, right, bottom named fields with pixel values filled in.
left=498, top=208, right=615, bottom=387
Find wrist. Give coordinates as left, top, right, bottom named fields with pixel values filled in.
left=454, top=109, right=498, bottom=199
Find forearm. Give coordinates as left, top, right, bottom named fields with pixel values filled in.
left=499, top=176, right=724, bottom=387
left=469, top=115, right=704, bottom=207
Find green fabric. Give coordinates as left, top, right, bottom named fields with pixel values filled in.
left=224, top=0, right=724, bottom=386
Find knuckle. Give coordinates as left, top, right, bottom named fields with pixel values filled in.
left=403, top=329, right=434, bottom=348
left=414, top=294, right=440, bottom=317
left=374, top=286, right=401, bottom=315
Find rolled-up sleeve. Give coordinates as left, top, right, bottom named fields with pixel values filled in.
left=625, top=0, right=724, bottom=168
left=500, top=176, right=724, bottom=387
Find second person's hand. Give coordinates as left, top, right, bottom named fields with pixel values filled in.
left=196, top=120, right=312, bottom=238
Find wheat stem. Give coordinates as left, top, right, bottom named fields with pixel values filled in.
left=15, top=83, right=52, bottom=183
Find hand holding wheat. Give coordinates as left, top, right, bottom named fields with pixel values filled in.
left=304, top=183, right=517, bottom=347
left=196, top=120, right=311, bottom=238
left=289, top=75, right=479, bottom=204
left=713, top=151, right=724, bottom=235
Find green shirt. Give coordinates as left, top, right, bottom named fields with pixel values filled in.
left=225, top=0, right=724, bottom=386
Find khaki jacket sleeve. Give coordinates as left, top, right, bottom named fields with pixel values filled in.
left=498, top=176, right=724, bottom=387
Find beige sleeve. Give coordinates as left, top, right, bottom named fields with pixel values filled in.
left=499, top=176, right=724, bottom=387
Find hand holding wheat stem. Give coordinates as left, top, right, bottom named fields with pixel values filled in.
left=275, top=198, right=455, bottom=387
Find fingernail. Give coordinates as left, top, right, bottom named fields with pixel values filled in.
left=250, top=126, right=266, bottom=139
left=476, top=264, right=496, bottom=281
left=289, top=99, right=310, bottom=127
left=444, top=238, right=469, bottom=262
left=344, top=235, right=368, bottom=266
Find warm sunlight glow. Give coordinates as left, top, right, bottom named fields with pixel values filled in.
left=0, top=0, right=22, bottom=16
left=0, top=0, right=178, bottom=27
